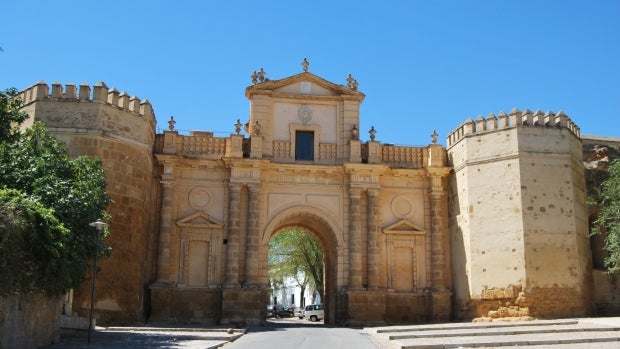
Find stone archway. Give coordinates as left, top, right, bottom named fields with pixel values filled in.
left=261, top=205, right=343, bottom=325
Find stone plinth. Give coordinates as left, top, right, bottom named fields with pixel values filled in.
left=150, top=286, right=222, bottom=325
left=220, top=288, right=268, bottom=326
left=346, top=290, right=386, bottom=326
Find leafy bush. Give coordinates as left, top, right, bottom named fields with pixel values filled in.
left=0, top=189, right=70, bottom=294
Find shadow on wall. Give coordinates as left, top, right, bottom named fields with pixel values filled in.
left=448, top=170, right=471, bottom=320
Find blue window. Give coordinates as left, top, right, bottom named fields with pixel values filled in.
left=296, top=131, right=314, bottom=161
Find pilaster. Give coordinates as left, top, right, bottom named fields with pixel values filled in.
left=163, top=130, right=178, bottom=154
left=427, top=143, right=447, bottom=168
left=349, top=187, right=363, bottom=289
left=245, top=184, right=261, bottom=286
left=367, top=188, right=381, bottom=289
left=226, top=134, right=244, bottom=158
left=367, top=141, right=381, bottom=164
left=427, top=168, right=452, bottom=292
left=224, top=183, right=242, bottom=287
left=250, top=136, right=263, bottom=159
left=349, top=140, right=361, bottom=163
left=156, top=177, right=176, bottom=283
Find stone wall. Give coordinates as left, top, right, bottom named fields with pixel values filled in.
left=0, top=293, right=62, bottom=349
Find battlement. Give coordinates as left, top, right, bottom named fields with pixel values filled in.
left=447, top=108, right=581, bottom=148
left=18, top=81, right=154, bottom=119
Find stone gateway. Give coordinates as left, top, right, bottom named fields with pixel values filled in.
left=17, top=62, right=615, bottom=326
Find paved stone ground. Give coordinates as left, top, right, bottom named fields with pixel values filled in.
left=43, top=317, right=620, bottom=349
left=43, top=327, right=243, bottom=349
left=364, top=317, right=620, bottom=349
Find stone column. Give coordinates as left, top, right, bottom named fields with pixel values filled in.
left=349, top=187, right=363, bottom=289
left=224, top=183, right=242, bottom=287
left=367, top=188, right=380, bottom=289
left=156, top=180, right=175, bottom=283
left=245, top=184, right=261, bottom=286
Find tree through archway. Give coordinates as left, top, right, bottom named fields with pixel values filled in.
left=268, top=229, right=324, bottom=312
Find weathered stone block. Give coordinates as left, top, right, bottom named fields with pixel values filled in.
left=483, top=289, right=495, bottom=299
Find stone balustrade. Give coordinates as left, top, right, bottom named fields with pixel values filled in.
left=319, top=143, right=337, bottom=160
left=155, top=133, right=433, bottom=168
left=180, top=135, right=227, bottom=155
left=447, top=108, right=581, bottom=148
left=273, top=141, right=291, bottom=159
left=381, top=144, right=424, bottom=168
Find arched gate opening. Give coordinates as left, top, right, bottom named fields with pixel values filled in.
left=261, top=206, right=342, bottom=325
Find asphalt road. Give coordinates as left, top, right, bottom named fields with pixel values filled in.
left=224, top=317, right=378, bottom=349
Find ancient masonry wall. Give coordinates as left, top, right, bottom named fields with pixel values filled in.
left=18, top=82, right=158, bottom=323
left=0, top=293, right=62, bottom=349
left=447, top=109, right=592, bottom=320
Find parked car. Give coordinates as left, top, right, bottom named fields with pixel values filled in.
left=273, top=305, right=293, bottom=318
left=304, top=304, right=323, bottom=322
left=294, top=307, right=304, bottom=319
left=266, top=305, right=275, bottom=318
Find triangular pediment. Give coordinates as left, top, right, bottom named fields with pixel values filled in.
left=245, top=72, right=364, bottom=100
left=383, top=219, right=425, bottom=235
left=176, top=212, right=224, bottom=229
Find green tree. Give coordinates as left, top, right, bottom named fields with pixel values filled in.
left=269, top=229, right=324, bottom=304
left=0, top=88, right=110, bottom=294
left=590, top=159, right=620, bottom=273
left=0, top=88, right=28, bottom=143
left=0, top=189, right=70, bottom=294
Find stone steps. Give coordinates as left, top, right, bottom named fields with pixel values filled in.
left=365, top=318, right=620, bottom=349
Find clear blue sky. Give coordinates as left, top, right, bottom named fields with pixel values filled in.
left=2, top=1, right=618, bottom=146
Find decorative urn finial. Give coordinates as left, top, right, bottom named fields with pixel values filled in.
left=369, top=126, right=377, bottom=141
left=301, top=58, right=309, bottom=72
left=168, top=116, right=176, bottom=131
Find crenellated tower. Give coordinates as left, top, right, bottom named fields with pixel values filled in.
left=447, top=108, right=593, bottom=320
left=18, top=81, right=158, bottom=323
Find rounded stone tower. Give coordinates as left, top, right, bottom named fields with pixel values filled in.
left=19, top=81, right=158, bottom=323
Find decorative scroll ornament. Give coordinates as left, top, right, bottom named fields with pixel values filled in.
left=298, top=105, right=312, bottom=124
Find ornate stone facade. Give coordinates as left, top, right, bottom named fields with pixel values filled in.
left=17, top=63, right=612, bottom=325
